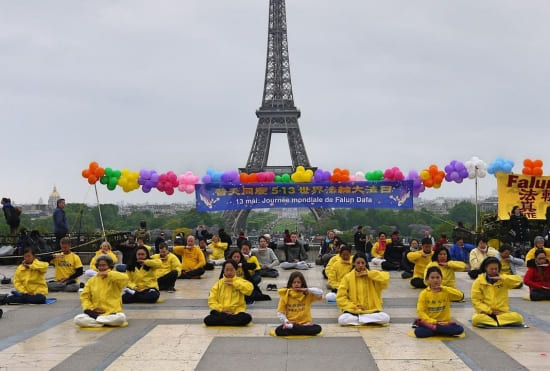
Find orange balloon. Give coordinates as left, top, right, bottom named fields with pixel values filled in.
left=423, top=179, right=434, bottom=188
left=522, top=167, right=533, bottom=175
left=94, top=167, right=105, bottom=178
left=533, top=167, right=543, bottom=176
left=239, top=173, right=248, bottom=183
left=88, top=175, right=97, bottom=184
left=342, top=169, right=350, bottom=176
left=82, top=169, right=90, bottom=178
left=523, top=159, right=533, bottom=168
left=250, top=173, right=258, bottom=183
left=89, top=161, right=99, bottom=170
left=434, top=175, right=443, bottom=184
left=429, top=165, right=438, bottom=174
left=533, top=159, right=543, bottom=168
left=433, top=182, right=441, bottom=189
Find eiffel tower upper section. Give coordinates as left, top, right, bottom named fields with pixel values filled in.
left=242, top=0, right=312, bottom=175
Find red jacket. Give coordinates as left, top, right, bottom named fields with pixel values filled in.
left=523, top=265, right=550, bottom=290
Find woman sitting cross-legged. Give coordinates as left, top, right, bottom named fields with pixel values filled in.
left=336, top=253, right=390, bottom=326
left=423, top=245, right=466, bottom=301
left=74, top=254, right=129, bottom=328
left=204, top=259, right=254, bottom=326
left=414, top=266, right=465, bottom=338
left=275, top=271, right=323, bottom=336
left=523, top=248, right=550, bottom=301
left=122, top=246, right=162, bottom=304
left=227, top=248, right=271, bottom=302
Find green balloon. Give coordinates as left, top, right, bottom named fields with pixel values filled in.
left=107, top=182, right=116, bottom=191
left=100, top=176, right=109, bottom=185
left=282, top=173, right=291, bottom=182
left=113, top=170, right=121, bottom=178
left=105, top=167, right=113, bottom=177
left=275, top=175, right=282, bottom=182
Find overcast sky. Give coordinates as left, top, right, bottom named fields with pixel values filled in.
left=2, top=0, right=549, bottom=206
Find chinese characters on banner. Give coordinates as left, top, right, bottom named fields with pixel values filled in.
left=496, top=173, right=550, bottom=220
left=195, top=181, right=413, bottom=212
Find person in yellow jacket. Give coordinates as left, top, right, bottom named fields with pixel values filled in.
left=407, top=238, right=434, bottom=288
left=336, top=253, right=390, bottom=326
left=208, top=234, right=228, bottom=265
left=275, top=271, right=323, bottom=336
left=240, top=242, right=261, bottom=285
left=74, top=254, right=129, bottom=328
left=5, top=247, right=48, bottom=304
left=471, top=257, right=524, bottom=327
left=370, top=232, right=391, bottom=266
left=525, top=236, right=550, bottom=262
left=204, top=259, right=254, bottom=326
left=86, top=241, right=119, bottom=277
left=173, top=235, right=206, bottom=279
left=325, top=245, right=353, bottom=301
left=414, top=266, right=464, bottom=338
left=47, top=237, right=83, bottom=292
left=424, top=245, right=466, bottom=299
left=122, top=246, right=162, bottom=304
left=152, top=242, right=181, bottom=291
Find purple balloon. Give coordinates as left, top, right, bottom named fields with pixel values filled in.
left=202, top=175, right=212, bottom=184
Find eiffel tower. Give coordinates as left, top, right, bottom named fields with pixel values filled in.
left=223, top=0, right=331, bottom=235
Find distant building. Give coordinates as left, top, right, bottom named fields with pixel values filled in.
left=48, top=185, right=61, bottom=212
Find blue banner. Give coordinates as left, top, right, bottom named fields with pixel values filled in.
left=195, top=181, right=413, bottom=211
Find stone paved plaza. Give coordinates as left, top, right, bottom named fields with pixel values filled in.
left=1, top=261, right=549, bottom=371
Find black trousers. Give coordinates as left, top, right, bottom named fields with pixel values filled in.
left=203, top=310, right=252, bottom=326
left=179, top=267, right=205, bottom=279
left=530, top=289, right=550, bottom=301
left=410, top=277, right=427, bottom=289
left=157, top=270, right=178, bottom=290
left=122, top=288, right=160, bottom=304
left=275, top=324, right=322, bottom=336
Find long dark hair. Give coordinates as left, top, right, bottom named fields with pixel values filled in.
left=218, top=249, right=253, bottom=282
left=127, top=246, right=152, bottom=272
left=287, top=271, right=308, bottom=289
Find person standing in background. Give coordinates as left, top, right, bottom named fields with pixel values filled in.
left=53, top=198, right=69, bottom=249
left=354, top=226, right=366, bottom=254
left=1, top=197, right=20, bottom=235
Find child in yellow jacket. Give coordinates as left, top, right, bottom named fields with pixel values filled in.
left=5, top=247, right=48, bottom=304
left=414, top=266, right=464, bottom=338
left=275, top=271, right=323, bottom=336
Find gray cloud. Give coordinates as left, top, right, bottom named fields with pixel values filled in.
left=1, top=0, right=549, bottom=205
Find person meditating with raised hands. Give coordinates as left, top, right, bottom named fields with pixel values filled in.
left=336, top=253, right=390, bottom=326
left=204, top=259, right=254, bottom=326
left=275, top=271, right=323, bottom=336
left=414, top=266, right=464, bottom=338
left=74, top=254, right=129, bottom=328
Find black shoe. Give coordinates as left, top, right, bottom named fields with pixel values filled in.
left=79, top=282, right=85, bottom=289
left=0, top=294, right=7, bottom=305
left=401, top=271, right=413, bottom=279
left=0, top=308, right=3, bottom=318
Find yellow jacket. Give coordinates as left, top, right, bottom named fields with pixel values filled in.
left=173, top=246, right=206, bottom=271
left=525, top=246, right=550, bottom=261
left=80, top=270, right=129, bottom=314
left=277, top=288, right=322, bottom=324
left=89, top=250, right=118, bottom=271
left=325, top=255, right=353, bottom=289
left=209, top=241, right=228, bottom=260
left=208, top=276, right=253, bottom=314
left=371, top=238, right=391, bottom=258
left=51, top=252, right=83, bottom=282
left=471, top=273, right=522, bottom=314
left=151, top=252, right=182, bottom=277
left=245, top=255, right=260, bottom=276
left=126, top=259, right=162, bottom=290
left=14, top=259, right=49, bottom=296
left=407, top=250, right=434, bottom=279
left=417, top=286, right=463, bottom=324
left=336, top=269, right=389, bottom=314
left=424, top=260, right=465, bottom=288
